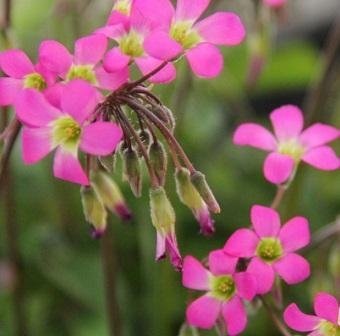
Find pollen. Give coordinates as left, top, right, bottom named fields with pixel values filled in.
left=256, top=238, right=283, bottom=262
left=66, top=65, right=97, bottom=85
left=211, top=275, right=235, bottom=301
left=170, top=21, right=201, bottom=49
left=119, top=31, right=144, bottom=57
left=23, top=72, right=47, bottom=91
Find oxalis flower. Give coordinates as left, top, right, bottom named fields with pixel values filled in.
left=224, top=205, right=311, bottom=294
left=284, top=292, right=339, bottom=336
left=107, top=0, right=132, bottom=27
left=182, top=250, right=256, bottom=335
left=233, top=105, right=340, bottom=185
left=14, top=80, right=123, bottom=185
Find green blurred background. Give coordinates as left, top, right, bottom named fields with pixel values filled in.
left=0, top=0, right=339, bottom=335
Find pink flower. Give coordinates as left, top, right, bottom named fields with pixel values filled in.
left=143, top=0, right=246, bottom=78
left=107, top=0, right=132, bottom=27
left=38, top=34, right=128, bottom=91
left=14, top=80, right=123, bottom=185
left=224, top=205, right=311, bottom=294
left=233, top=105, right=340, bottom=184
left=0, top=49, right=55, bottom=106
left=263, top=0, right=287, bottom=8
left=182, top=250, right=256, bottom=335
left=284, top=292, right=339, bottom=335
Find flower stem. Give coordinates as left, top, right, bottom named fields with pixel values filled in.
left=270, top=185, right=286, bottom=209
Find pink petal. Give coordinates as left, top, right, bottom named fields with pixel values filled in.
left=0, top=49, right=34, bottom=78
left=284, top=303, right=320, bottom=332
left=95, top=24, right=127, bottom=40
left=0, top=77, right=22, bottom=106
left=234, top=272, right=257, bottom=301
left=273, top=253, right=310, bottom=284
left=14, top=89, right=61, bottom=127
left=95, top=65, right=128, bottom=91
left=186, top=295, right=220, bottom=329
left=222, top=296, right=247, bottom=335
left=155, top=231, right=166, bottom=261
left=195, top=12, right=246, bottom=46
left=233, top=123, right=277, bottom=151
left=103, top=47, right=131, bottom=73
left=264, top=0, right=287, bottom=8
left=307, top=331, right=323, bottom=336
left=80, top=122, right=123, bottom=156
left=176, top=0, right=210, bottom=21
left=314, top=292, right=339, bottom=324
left=39, top=40, right=73, bottom=75
left=223, top=229, right=258, bottom=258
left=302, top=146, right=340, bottom=170
left=279, top=216, right=310, bottom=253
left=251, top=205, right=281, bottom=238
left=74, top=34, right=108, bottom=65
left=270, top=105, right=304, bottom=140
left=194, top=204, right=215, bottom=236
left=60, top=80, right=98, bottom=124
left=300, top=123, right=339, bottom=149
left=144, top=31, right=183, bottom=61
left=165, top=232, right=183, bottom=271
left=186, top=43, right=223, bottom=78
left=107, top=11, right=130, bottom=28
left=182, top=256, right=210, bottom=290
left=53, top=148, right=89, bottom=185
left=208, top=249, right=238, bottom=276
left=22, top=127, right=53, bottom=164
left=43, top=83, right=64, bottom=108
left=263, top=152, right=295, bottom=184
left=247, top=257, right=275, bottom=294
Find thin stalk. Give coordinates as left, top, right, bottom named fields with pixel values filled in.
left=270, top=185, right=286, bottom=209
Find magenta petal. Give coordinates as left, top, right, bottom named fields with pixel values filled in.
left=165, top=232, right=182, bottom=270
left=0, top=77, right=22, bottom=106
left=0, top=49, right=34, bottom=78
left=95, top=65, right=128, bottom=91
left=314, top=292, right=339, bottom=324
left=279, top=216, right=310, bottom=253
left=195, top=12, right=246, bottom=46
left=74, top=34, right=107, bottom=65
left=182, top=256, right=210, bottom=290
left=300, top=123, right=339, bottom=149
left=264, top=0, right=287, bottom=7
left=263, top=152, right=295, bottom=184
left=95, top=24, right=127, bottom=40
left=284, top=303, right=320, bottom=332
left=273, top=253, right=310, bottom=284
left=186, top=295, right=220, bottom=329
left=53, top=148, right=89, bottom=185
left=176, top=0, right=210, bottom=21
left=222, top=296, right=247, bottom=335
left=43, top=83, right=63, bottom=108
left=247, top=257, right=275, bottom=294
left=302, top=146, right=340, bottom=170
left=208, top=249, right=238, bottom=276
left=233, top=123, right=277, bottom=151
left=103, top=47, right=131, bottom=73
left=155, top=231, right=166, bottom=261
left=234, top=272, right=257, bottom=301
left=107, top=11, right=130, bottom=28
left=223, top=229, right=258, bottom=258
left=186, top=43, right=223, bottom=78
left=251, top=205, right=281, bottom=238
left=22, top=127, right=53, bottom=164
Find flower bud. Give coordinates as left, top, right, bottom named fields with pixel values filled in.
left=80, top=186, right=107, bottom=238
left=149, top=141, right=168, bottom=186
left=190, top=171, right=220, bottom=214
left=136, top=129, right=151, bottom=157
left=122, top=147, right=142, bottom=197
left=91, top=170, right=132, bottom=221
left=98, top=155, right=115, bottom=173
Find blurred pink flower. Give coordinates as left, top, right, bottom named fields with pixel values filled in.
left=263, top=0, right=287, bottom=8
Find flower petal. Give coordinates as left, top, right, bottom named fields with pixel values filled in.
left=300, top=123, right=339, bottom=149
left=186, top=295, right=220, bottom=329
left=0, top=77, right=22, bottom=106
left=273, top=253, right=310, bottom=284
left=233, top=123, right=277, bottom=151
left=264, top=0, right=287, bottom=7
left=314, top=292, right=339, bottom=324
left=263, top=152, right=295, bottom=184
left=107, top=11, right=130, bottom=28
left=74, top=34, right=108, bottom=65
left=0, top=49, right=34, bottom=78
left=234, top=272, right=257, bottom=301
left=53, top=148, right=89, bottom=185
left=279, top=216, right=310, bottom=253
left=284, top=303, right=320, bottom=332
left=270, top=105, right=304, bottom=140
left=182, top=256, right=210, bottom=290
left=223, top=229, right=258, bottom=258
left=165, top=231, right=183, bottom=271
left=302, top=146, right=340, bottom=170
left=208, top=249, right=238, bottom=276
left=247, top=257, right=275, bottom=294
left=186, top=43, right=223, bottom=78
left=176, top=0, right=210, bottom=21
left=95, top=65, right=128, bottom=91
left=103, top=47, right=131, bottom=73
left=222, top=296, right=247, bottom=335
left=251, top=205, right=281, bottom=238
left=195, top=12, right=246, bottom=46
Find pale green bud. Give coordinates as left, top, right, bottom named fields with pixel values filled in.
left=122, top=147, right=142, bottom=197
left=149, top=141, right=168, bottom=186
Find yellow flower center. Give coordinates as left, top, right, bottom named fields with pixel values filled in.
left=170, top=21, right=201, bottom=49
left=119, top=31, right=144, bottom=57
left=23, top=72, right=47, bottom=91
left=318, top=320, right=339, bottom=336
left=210, top=275, right=235, bottom=301
left=257, top=238, right=283, bottom=262
left=66, top=65, right=97, bottom=85
left=113, top=0, right=131, bottom=15
left=277, top=139, right=305, bottom=162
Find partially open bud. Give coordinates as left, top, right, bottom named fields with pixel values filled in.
left=122, top=147, right=142, bottom=197
left=190, top=171, right=220, bottom=214
left=91, top=170, right=132, bottom=221
left=98, top=155, right=115, bottom=173
left=175, top=168, right=215, bottom=235
left=162, top=106, right=176, bottom=132
left=149, top=187, right=182, bottom=270
left=81, top=186, right=107, bottom=238
left=149, top=141, right=168, bottom=186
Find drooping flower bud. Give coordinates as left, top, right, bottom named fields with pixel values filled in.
left=175, top=168, right=215, bottom=235
left=98, top=155, right=115, bottom=173
left=122, top=147, right=142, bottom=197
left=91, top=170, right=132, bottom=221
left=190, top=171, right=220, bottom=214
left=149, top=187, right=182, bottom=270
left=136, top=129, right=151, bottom=157
left=80, top=186, right=107, bottom=238
left=149, top=141, right=168, bottom=186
